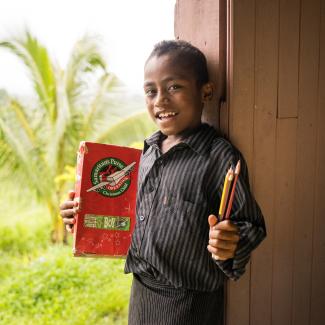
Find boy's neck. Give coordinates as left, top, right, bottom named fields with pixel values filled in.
left=160, top=136, right=181, bottom=154
left=160, top=124, right=203, bottom=154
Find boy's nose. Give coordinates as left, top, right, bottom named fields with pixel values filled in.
left=154, top=90, right=169, bottom=107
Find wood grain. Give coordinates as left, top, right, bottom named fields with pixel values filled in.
left=292, top=0, right=321, bottom=324
left=272, top=118, right=297, bottom=325
left=310, top=1, right=325, bottom=324
left=174, top=0, right=227, bottom=128
left=226, top=0, right=256, bottom=323
left=250, top=0, right=279, bottom=324
left=278, top=0, right=300, bottom=118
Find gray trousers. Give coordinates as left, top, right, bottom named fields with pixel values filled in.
left=128, top=275, right=224, bottom=325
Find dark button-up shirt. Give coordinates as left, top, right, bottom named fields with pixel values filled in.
left=125, top=123, right=266, bottom=291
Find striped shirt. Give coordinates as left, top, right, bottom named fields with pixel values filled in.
left=125, top=123, right=266, bottom=292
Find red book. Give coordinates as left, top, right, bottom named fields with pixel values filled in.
left=73, top=142, right=142, bottom=257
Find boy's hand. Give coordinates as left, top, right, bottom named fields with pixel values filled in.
left=59, top=190, right=79, bottom=233
left=207, top=215, right=240, bottom=261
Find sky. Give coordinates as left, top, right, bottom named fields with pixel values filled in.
left=0, top=0, right=175, bottom=95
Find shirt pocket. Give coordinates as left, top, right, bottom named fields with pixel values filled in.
left=175, top=198, right=207, bottom=236
left=154, top=196, right=209, bottom=264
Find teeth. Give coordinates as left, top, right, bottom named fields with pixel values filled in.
left=158, top=112, right=177, bottom=118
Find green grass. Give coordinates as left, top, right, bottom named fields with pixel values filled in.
left=0, top=247, right=131, bottom=325
left=0, top=184, right=132, bottom=325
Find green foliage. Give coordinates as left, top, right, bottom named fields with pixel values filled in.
left=0, top=221, right=49, bottom=255
left=95, top=111, right=156, bottom=145
left=0, top=31, right=56, bottom=120
left=0, top=247, right=131, bottom=325
left=0, top=30, right=155, bottom=241
left=0, top=188, right=131, bottom=325
left=0, top=28, right=156, bottom=322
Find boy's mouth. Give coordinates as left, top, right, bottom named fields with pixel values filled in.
left=155, top=111, right=179, bottom=120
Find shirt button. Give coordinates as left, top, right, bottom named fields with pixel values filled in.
left=148, top=185, right=155, bottom=192
left=139, top=215, right=145, bottom=221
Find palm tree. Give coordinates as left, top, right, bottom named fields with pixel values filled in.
left=0, top=31, right=156, bottom=243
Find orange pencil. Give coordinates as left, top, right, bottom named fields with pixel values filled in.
left=225, top=160, right=241, bottom=220
left=218, top=166, right=234, bottom=221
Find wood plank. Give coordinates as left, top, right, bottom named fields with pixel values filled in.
left=292, top=0, right=321, bottom=324
left=272, top=118, right=297, bottom=325
left=174, top=0, right=227, bottom=128
left=310, top=1, right=325, bottom=323
left=228, top=0, right=255, bottom=160
left=219, top=101, right=229, bottom=137
left=226, top=0, right=255, bottom=324
left=226, top=272, right=251, bottom=325
left=278, top=0, right=300, bottom=118
left=250, top=0, right=279, bottom=324
left=220, top=0, right=233, bottom=138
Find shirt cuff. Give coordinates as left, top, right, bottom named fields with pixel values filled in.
left=213, top=221, right=266, bottom=281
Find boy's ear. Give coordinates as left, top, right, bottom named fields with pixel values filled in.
left=201, top=82, right=214, bottom=102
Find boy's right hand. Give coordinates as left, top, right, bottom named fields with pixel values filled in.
left=207, top=214, right=240, bottom=261
left=60, top=190, right=78, bottom=233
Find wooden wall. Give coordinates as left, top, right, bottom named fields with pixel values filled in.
left=175, top=0, right=325, bottom=324
left=174, top=0, right=227, bottom=127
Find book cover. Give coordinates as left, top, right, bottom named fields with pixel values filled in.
left=73, top=142, right=142, bottom=257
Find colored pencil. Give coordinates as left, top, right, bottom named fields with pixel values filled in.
left=224, top=160, right=241, bottom=220
left=218, top=166, right=234, bottom=221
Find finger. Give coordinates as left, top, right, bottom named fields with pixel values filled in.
left=68, top=190, right=75, bottom=200
left=208, top=214, right=218, bottom=228
left=60, top=208, right=77, bottom=219
left=63, top=217, right=76, bottom=225
left=211, top=253, right=228, bottom=261
left=207, top=244, right=235, bottom=256
left=207, top=245, right=235, bottom=259
left=211, top=253, right=220, bottom=260
left=59, top=201, right=76, bottom=211
left=214, top=220, right=238, bottom=232
left=66, top=224, right=74, bottom=233
left=208, top=238, right=237, bottom=250
left=209, top=229, right=240, bottom=242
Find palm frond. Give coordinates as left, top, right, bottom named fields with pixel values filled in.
left=0, top=115, right=49, bottom=195
left=10, top=99, right=37, bottom=144
left=46, top=70, right=71, bottom=174
left=81, top=72, right=117, bottom=139
left=0, top=31, right=56, bottom=121
left=65, top=34, right=108, bottom=109
left=95, top=111, right=157, bottom=145
left=0, top=94, right=55, bottom=203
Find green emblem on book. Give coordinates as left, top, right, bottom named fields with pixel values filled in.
left=86, top=157, right=136, bottom=197
left=84, top=214, right=130, bottom=231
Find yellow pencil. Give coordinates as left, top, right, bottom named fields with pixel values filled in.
left=218, top=167, right=234, bottom=220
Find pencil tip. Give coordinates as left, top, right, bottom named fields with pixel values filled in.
left=235, top=160, right=241, bottom=174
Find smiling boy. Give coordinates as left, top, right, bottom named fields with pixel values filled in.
left=60, top=40, right=266, bottom=325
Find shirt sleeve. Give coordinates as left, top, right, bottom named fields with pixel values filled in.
left=207, top=141, right=267, bottom=281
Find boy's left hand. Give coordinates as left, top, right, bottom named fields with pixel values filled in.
left=207, top=215, right=240, bottom=261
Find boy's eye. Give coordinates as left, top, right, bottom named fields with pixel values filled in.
left=144, top=88, right=157, bottom=97
left=168, top=84, right=181, bottom=91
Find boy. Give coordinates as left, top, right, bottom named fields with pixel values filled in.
left=60, top=40, right=266, bottom=325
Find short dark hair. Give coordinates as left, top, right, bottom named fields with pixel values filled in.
left=146, top=40, right=209, bottom=87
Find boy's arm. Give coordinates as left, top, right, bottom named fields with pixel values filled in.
left=207, top=148, right=266, bottom=281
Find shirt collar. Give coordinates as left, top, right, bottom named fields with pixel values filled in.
left=143, top=123, right=220, bottom=155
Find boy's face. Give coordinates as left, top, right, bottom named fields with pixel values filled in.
left=143, top=54, right=209, bottom=137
